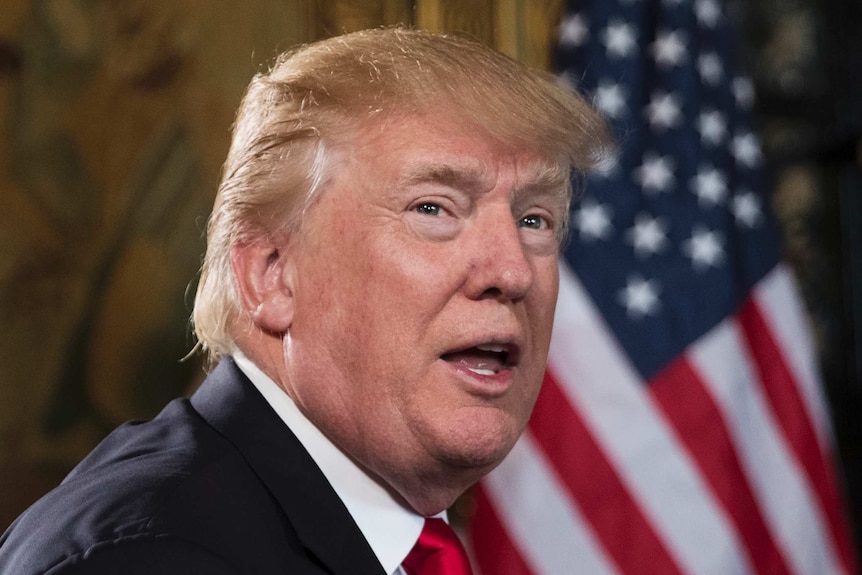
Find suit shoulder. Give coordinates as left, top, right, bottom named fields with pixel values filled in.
left=0, top=398, right=297, bottom=574
left=42, top=536, right=240, bottom=575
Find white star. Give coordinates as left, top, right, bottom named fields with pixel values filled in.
left=591, top=152, right=621, bottom=179
left=652, top=30, right=688, bottom=68
left=602, top=20, right=637, bottom=58
left=559, top=13, right=590, bottom=47
left=732, top=191, right=763, bottom=228
left=594, top=80, right=628, bottom=119
left=732, top=132, right=763, bottom=168
left=695, top=0, right=722, bottom=28
left=626, top=213, right=669, bottom=257
left=732, top=77, right=755, bottom=109
left=646, top=91, right=683, bottom=131
left=573, top=198, right=614, bottom=241
left=618, top=275, right=662, bottom=319
left=690, top=165, right=728, bottom=206
left=697, top=109, right=727, bottom=146
left=682, top=226, right=725, bottom=270
left=698, top=53, right=724, bottom=85
left=634, top=153, right=676, bottom=193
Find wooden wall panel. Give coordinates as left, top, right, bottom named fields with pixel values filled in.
left=494, top=0, right=566, bottom=70
left=416, top=0, right=497, bottom=46
left=417, top=0, right=565, bottom=71
left=310, top=0, right=415, bottom=39
left=305, top=0, right=566, bottom=71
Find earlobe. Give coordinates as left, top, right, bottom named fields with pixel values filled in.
left=231, top=241, right=295, bottom=334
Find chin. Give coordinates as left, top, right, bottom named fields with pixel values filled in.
left=438, top=413, right=523, bottom=472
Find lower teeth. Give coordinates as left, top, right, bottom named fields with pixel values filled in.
left=468, top=368, right=496, bottom=376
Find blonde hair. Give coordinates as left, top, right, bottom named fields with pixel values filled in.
left=192, top=27, right=611, bottom=361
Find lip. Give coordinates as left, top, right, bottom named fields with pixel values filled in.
left=438, top=358, right=515, bottom=398
left=441, top=335, right=524, bottom=364
left=437, top=335, right=524, bottom=397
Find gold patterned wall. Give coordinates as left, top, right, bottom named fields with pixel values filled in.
left=0, top=0, right=564, bottom=530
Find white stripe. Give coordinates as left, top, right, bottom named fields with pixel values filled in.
left=689, top=316, right=844, bottom=575
left=484, top=431, right=620, bottom=575
left=753, top=264, right=834, bottom=450
left=550, top=261, right=753, bottom=575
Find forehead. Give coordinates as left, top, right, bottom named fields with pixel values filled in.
left=349, top=113, right=567, bottom=194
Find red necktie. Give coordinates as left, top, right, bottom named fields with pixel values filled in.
left=402, top=518, right=473, bottom=575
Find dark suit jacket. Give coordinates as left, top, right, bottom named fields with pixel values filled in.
left=0, top=358, right=387, bottom=574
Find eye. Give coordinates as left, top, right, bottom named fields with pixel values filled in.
left=406, top=199, right=462, bottom=242
left=519, top=214, right=548, bottom=230
left=414, top=202, right=442, bottom=216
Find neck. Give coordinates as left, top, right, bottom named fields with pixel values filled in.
left=385, top=465, right=490, bottom=517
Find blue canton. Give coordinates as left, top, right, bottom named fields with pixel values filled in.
left=558, top=0, right=782, bottom=378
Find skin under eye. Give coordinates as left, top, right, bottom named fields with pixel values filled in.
left=406, top=199, right=462, bottom=242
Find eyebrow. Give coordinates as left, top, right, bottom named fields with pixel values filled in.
left=524, top=159, right=569, bottom=186
left=403, top=163, right=490, bottom=194
left=403, top=161, right=568, bottom=197
left=515, top=163, right=571, bottom=206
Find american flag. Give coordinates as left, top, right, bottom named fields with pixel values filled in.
left=468, top=0, right=857, bottom=573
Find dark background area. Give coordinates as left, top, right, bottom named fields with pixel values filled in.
left=739, top=0, right=862, bottom=559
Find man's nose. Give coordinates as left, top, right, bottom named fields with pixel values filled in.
left=464, top=212, right=534, bottom=302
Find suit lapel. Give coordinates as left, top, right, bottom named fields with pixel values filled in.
left=191, top=357, right=387, bottom=575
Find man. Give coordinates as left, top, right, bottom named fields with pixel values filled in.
left=0, top=27, right=609, bottom=574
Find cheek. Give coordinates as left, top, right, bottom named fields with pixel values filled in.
left=366, top=237, right=459, bottom=327
left=529, top=259, right=561, bottom=331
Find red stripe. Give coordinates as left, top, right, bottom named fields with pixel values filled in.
left=469, top=483, right=534, bottom=575
left=738, top=300, right=857, bottom=574
left=528, top=370, right=684, bottom=575
left=649, top=355, right=793, bottom=575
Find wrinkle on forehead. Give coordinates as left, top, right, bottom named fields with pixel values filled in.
left=401, top=156, right=569, bottom=202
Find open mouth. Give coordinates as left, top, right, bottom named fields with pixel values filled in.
left=441, top=343, right=519, bottom=377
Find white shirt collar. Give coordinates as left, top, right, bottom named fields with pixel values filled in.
left=233, top=351, right=437, bottom=575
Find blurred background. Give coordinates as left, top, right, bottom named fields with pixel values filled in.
left=0, top=0, right=859, bottom=559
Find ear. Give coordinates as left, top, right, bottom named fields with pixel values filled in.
left=231, top=240, right=295, bottom=334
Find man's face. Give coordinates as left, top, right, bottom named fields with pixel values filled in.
left=281, top=113, right=564, bottom=505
